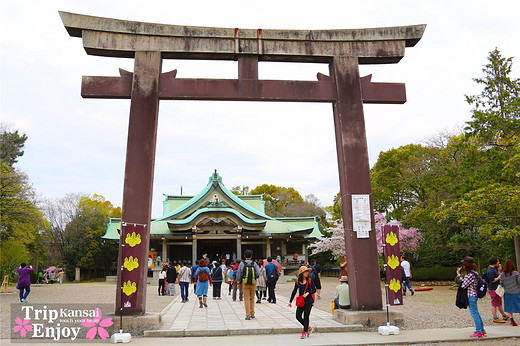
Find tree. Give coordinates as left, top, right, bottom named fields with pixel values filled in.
left=40, top=193, right=82, bottom=264
left=465, top=48, right=520, bottom=146
left=0, top=123, right=28, bottom=166
left=250, top=184, right=328, bottom=228
left=438, top=49, right=520, bottom=266
left=230, top=185, right=250, bottom=195
left=308, top=212, right=422, bottom=259
left=0, top=162, right=47, bottom=279
left=370, top=144, right=437, bottom=221
left=62, top=194, right=121, bottom=279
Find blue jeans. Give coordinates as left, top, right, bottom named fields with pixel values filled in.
left=403, top=277, right=413, bottom=293
left=469, top=296, right=484, bottom=332
left=19, top=286, right=30, bottom=301
left=180, top=281, right=189, bottom=301
left=333, top=298, right=350, bottom=309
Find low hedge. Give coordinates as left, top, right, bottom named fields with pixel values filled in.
left=411, top=266, right=458, bottom=281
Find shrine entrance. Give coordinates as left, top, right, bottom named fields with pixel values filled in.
left=60, top=11, right=425, bottom=315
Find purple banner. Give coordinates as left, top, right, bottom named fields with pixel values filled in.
left=383, top=224, right=403, bottom=306
left=121, top=224, right=146, bottom=310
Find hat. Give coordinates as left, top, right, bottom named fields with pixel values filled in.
left=461, top=256, right=474, bottom=264
left=297, top=266, right=312, bottom=276
left=339, top=276, right=349, bottom=282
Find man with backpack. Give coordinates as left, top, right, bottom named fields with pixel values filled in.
left=236, top=250, right=260, bottom=320
left=308, top=259, right=322, bottom=299
left=485, top=257, right=508, bottom=323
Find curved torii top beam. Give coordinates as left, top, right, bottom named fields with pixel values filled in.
left=59, top=11, right=425, bottom=63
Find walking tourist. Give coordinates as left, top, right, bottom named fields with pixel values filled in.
left=401, top=255, right=414, bottom=296
left=158, top=265, right=167, bottom=296
left=178, top=261, right=191, bottom=303
left=309, top=259, right=322, bottom=299
left=486, top=257, right=508, bottom=323
left=232, top=259, right=243, bottom=301
left=288, top=266, right=316, bottom=339
left=500, top=259, right=520, bottom=326
left=340, top=256, right=348, bottom=277
left=457, top=256, right=486, bottom=338
left=191, top=260, right=199, bottom=294
left=38, top=271, right=43, bottom=284
left=236, top=250, right=260, bottom=320
left=166, top=262, right=177, bottom=296
left=16, top=262, right=34, bottom=303
left=226, top=265, right=234, bottom=295
left=265, top=256, right=279, bottom=304
left=255, top=260, right=267, bottom=303
left=211, top=260, right=224, bottom=300
left=194, top=259, right=212, bottom=308
left=334, top=276, right=350, bottom=309
left=57, top=270, right=64, bottom=284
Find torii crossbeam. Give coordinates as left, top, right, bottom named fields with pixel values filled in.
left=60, top=11, right=425, bottom=315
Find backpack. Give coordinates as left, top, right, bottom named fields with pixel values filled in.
left=198, top=268, right=209, bottom=282
left=475, top=273, right=488, bottom=299
left=243, top=261, right=257, bottom=285
left=309, top=265, right=318, bottom=281
left=211, top=266, right=223, bottom=281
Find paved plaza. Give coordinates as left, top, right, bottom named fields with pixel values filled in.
left=147, top=290, right=360, bottom=337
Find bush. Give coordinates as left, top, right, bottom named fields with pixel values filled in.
left=412, top=266, right=458, bottom=281
left=30, top=271, right=38, bottom=284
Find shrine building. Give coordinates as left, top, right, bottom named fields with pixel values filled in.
left=103, top=170, right=323, bottom=267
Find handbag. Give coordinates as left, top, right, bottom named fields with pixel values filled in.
left=495, top=285, right=505, bottom=298
left=455, top=283, right=468, bottom=309
left=295, top=280, right=309, bottom=308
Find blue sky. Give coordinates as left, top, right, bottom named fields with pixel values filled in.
left=1, top=0, right=519, bottom=217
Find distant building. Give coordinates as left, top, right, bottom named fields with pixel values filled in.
left=103, top=170, right=322, bottom=266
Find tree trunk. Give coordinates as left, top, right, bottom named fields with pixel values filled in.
left=514, top=235, right=520, bottom=269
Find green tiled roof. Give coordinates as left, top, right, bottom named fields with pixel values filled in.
left=102, top=171, right=323, bottom=240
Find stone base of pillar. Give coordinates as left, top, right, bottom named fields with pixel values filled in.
left=105, top=312, right=161, bottom=336
left=333, top=309, right=404, bottom=330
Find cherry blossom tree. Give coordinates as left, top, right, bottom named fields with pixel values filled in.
left=309, top=212, right=423, bottom=259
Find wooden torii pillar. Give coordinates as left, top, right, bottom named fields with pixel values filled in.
left=60, top=11, right=425, bottom=315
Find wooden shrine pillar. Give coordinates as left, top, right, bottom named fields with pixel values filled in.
left=115, top=51, right=162, bottom=315
left=331, top=57, right=382, bottom=310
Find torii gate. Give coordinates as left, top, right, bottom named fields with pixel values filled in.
left=60, top=11, right=425, bottom=315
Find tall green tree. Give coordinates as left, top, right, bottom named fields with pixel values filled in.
left=0, top=163, right=47, bottom=279
left=437, top=48, right=520, bottom=266
left=0, top=124, right=28, bottom=166
left=62, top=194, right=121, bottom=279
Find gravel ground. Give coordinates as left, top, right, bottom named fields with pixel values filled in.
left=2, top=278, right=519, bottom=345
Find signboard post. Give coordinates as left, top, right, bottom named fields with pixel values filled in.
left=379, top=224, right=402, bottom=335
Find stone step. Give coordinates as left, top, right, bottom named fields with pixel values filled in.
left=144, top=324, right=364, bottom=337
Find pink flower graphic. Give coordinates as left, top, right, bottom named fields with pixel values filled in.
left=13, top=318, right=33, bottom=338
left=81, top=310, right=114, bottom=340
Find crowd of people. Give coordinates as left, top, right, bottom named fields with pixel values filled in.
left=457, top=255, right=520, bottom=338
left=154, top=249, right=346, bottom=339
left=17, top=251, right=519, bottom=340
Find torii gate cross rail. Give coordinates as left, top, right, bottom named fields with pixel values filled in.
left=60, top=11, right=425, bottom=315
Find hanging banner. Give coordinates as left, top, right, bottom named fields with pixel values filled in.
left=121, top=223, right=146, bottom=310
left=383, top=224, right=403, bottom=306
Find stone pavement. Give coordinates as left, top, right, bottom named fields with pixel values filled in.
left=145, top=290, right=361, bottom=337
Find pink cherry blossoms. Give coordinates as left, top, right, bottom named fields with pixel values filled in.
left=308, top=212, right=423, bottom=259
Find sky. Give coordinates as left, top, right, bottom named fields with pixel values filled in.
left=1, top=0, right=519, bottom=218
